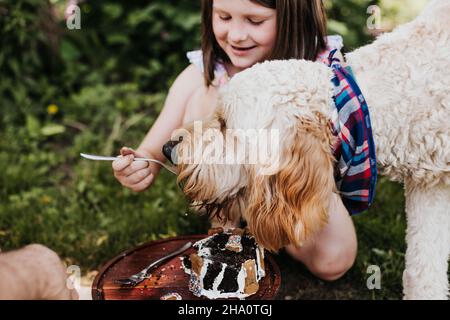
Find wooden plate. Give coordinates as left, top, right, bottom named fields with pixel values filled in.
left=92, top=235, right=281, bottom=300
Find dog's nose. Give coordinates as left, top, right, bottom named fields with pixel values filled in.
left=162, top=137, right=182, bottom=164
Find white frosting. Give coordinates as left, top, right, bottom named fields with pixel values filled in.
left=212, top=263, right=227, bottom=292
left=183, top=232, right=265, bottom=299
left=237, top=264, right=247, bottom=293
left=160, top=292, right=182, bottom=300
left=197, top=246, right=211, bottom=257
left=193, top=236, right=212, bottom=248
left=198, top=259, right=210, bottom=285
left=199, top=263, right=250, bottom=300
left=180, top=256, right=191, bottom=274
left=255, top=246, right=266, bottom=279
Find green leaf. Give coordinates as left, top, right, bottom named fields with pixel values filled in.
left=372, top=248, right=388, bottom=257
left=106, top=33, right=129, bottom=45
left=103, top=3, right=123, bottom=19
left=26, top=114, right=41, bottom=137
left=40, top=124, right=66, bottom=136
left=60, top=40, right=81, bottom=62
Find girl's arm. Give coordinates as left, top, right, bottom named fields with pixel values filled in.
left=113, top=64, right=205, bottom=192
left=134, top=65, right=205, bottom=174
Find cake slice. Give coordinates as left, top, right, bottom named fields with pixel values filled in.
left=181, top=227, right=265, bottom=299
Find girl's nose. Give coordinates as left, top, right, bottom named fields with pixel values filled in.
left=228, top=23, right=248, bottom=43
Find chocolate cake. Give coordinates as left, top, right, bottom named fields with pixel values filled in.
left=181, top=227, right=265, bottom=299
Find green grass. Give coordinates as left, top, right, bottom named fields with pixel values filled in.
left=273, top=176, right=407, bottom=300
left=1, top=0, right=435, bottom=300
left=0, top=111, right=408, bottom=299
left=0, top=94, right=210, bottom=270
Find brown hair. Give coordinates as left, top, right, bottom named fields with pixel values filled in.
left=200, top=0, right=328, bottom=86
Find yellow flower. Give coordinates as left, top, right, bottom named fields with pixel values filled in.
left=47, top=104, right=59, bottom=115
left=41, top=195, right=52, bottom=204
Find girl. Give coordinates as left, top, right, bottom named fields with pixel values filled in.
left=112, top=0, right=357, bottom=282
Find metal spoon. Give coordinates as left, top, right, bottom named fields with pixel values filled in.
left=80, top=153, right=178, bottom=175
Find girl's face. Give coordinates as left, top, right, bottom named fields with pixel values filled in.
left=212, top=0, right=277, bottom=75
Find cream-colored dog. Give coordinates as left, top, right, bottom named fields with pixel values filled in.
left=164, top=0, right=450, bottom=299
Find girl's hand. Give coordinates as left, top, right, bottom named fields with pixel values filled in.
left=112, top=147, right=155, bottom=192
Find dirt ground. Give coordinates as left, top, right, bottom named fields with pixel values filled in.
left=273, top=250, right=371, bottom=300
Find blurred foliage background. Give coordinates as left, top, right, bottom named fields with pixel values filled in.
left=0, top=0, right=431, bottom=299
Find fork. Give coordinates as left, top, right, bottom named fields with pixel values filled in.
left=114, top=241, right=192, bottom=286
left=80, top=153, right=178, bottom=175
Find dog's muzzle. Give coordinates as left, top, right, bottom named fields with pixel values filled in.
left=162, top=137, right=182, bottom=165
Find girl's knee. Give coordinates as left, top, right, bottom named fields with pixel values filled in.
left=310, top=261, right=352, bottom=281
left=286, top=242, right=357, bottom=282
left=309, top=246, right=357, bottom=281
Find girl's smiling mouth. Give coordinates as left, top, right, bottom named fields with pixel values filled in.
left=231, top=45, right=257, bottom=51
left=230, top=45, right=257, bottom=56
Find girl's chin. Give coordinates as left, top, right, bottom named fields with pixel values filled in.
left=228, top=56, right=259, bottom=70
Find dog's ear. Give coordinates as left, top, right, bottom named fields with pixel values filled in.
left=244, top=112, right=336, bottom=252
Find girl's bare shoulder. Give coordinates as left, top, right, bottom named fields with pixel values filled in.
left=169, top=64, right=205, bottom=96
left=164, top=64, right=207, bottom=125
left=182, top=72, right=220, bottom=124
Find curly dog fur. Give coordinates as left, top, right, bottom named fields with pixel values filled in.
left=171, top=0, right=450, bottom=299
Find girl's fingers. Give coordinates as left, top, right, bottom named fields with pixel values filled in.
left=130, top=172, right=155, bottom=192
left=120, top=147, right=135, bottom=157
left=112, top=154, right=134, bottom=172
left=121, top=146, right=150, bottom=159
left=126, top=167, right=152, bottom=185
left=114, top=147, right=154, bottom=191
left=122, top=160, right=149, bottom=177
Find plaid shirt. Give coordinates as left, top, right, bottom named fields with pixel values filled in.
left=320, top=49, right=378, bottom=214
